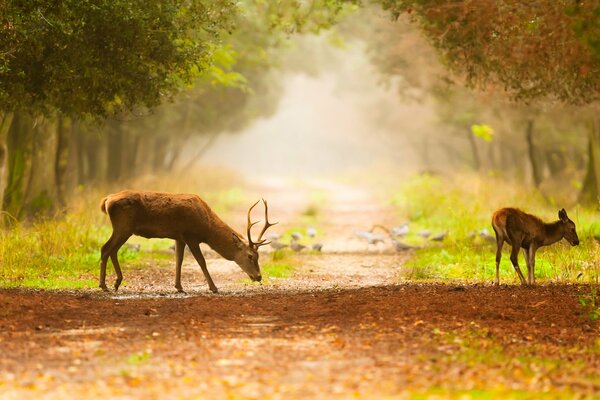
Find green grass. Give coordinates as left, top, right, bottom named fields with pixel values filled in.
left=262, top=262, right=295, bottom=279
left=392, top=173, right=600, bottom=284
left=407, top=327, right=600, bottom=399
left=0, top=170, right=246, bottom=290
left=410, top=388, right=581, bottom=399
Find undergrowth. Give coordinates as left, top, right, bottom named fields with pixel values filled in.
left=0, top=169, right=245, bottom=289
left=392, top=173, right=600, bottom=285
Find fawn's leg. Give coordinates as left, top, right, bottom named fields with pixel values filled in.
left=523, top=247, right=532, bottom=285
left=99, top=234, right=114, bottom=291
left=495, top=238, right=504, bottom=285
left=510, top=245, right=527, bottom=285
left=528, top=246, right=538, bottom=285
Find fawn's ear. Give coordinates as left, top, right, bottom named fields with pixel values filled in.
left=558, top=208, right=568, bottom=222
left=232, top=234, right=245, bottom=249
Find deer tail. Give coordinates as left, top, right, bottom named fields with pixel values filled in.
left=100, top=197, right=108, bottom=214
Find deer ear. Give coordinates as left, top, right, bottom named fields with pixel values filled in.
left=558, top=209, right=568, bottom=221
left=232, top=234, right=245, bottom=249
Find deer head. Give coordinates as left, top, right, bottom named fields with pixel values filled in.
left=558, top=208, right=579, bottom=246
left=232, top=199, right=277, bottom=282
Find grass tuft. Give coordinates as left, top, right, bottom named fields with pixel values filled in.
left=392, top=173, right=600, bottom=284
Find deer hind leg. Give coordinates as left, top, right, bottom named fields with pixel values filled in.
left=99, top=235, right=114, bottom=291
left=509, top=245, right=527, bottom=285
left=101, top=232, right=131, bottom=291
left=186, top=241, right=218, bottom=294
left=494, top=235, right=504, bottom=286
left=174, top=240, right=185, bottom=293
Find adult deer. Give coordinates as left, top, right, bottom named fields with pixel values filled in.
left=491, top=208, right=579, bottom=285
left=99, top=191, right=276, bottom=293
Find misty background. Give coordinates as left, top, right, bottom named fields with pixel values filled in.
left=200, top=36, right=432, bottom=177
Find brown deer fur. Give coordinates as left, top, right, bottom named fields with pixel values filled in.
left=491, top=207, right=579, bottom=285
left=99, top=190, right=275, bottom=293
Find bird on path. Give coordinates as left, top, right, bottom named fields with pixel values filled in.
left=306, top=225, right=317, bottom=238
left=418, top=229, right=431, bottom=238
left=393, top=240, right=417, bottom=251
left=267, top=232, right=281, bottom=241
left=312, top=243, right=323, bottom=252
left=430, top=231, right=448, bottom=242
left=270, top=241, right=288, bottom=250
left=479, top=228, right=496, bottom=243
left=392, top=223, right=409, bottom=237
left=126, top=243, right=141, bottom=252
left=291, top=232, right=303, bottom=241
left=290, top=241, right=307, bottom=252
left=355, top=230, right=385, bottom=245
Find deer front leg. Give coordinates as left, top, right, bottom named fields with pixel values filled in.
left=523, top=247, right=532, bottom=285
left=509, top=245, right=527, bottom=285
left=187, top=242, right=219, bottom=294
left=528, top=245, right=538, bottom=285
left=174, top=240, right=185, bottom=293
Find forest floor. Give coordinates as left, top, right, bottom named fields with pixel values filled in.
left=1, top=178, right=599, bottom=399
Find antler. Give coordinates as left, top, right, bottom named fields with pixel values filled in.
left=247, top=199, right=278, bottom=249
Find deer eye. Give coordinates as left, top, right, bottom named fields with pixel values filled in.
left=247, top=254, right=253, bottom=260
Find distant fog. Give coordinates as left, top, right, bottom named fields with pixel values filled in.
left=197, top=39, right=437, bottom=178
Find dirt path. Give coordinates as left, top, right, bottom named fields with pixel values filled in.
left=1, top=179, right=599, bottom=399
left=112, top=177, right=408, bottom=295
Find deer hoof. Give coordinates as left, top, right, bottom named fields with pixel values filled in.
left=100, top=284, right=109, bottom=292
left=176, top=286, right=185, bottom=294
left=209, top=286, right=219, bottom=294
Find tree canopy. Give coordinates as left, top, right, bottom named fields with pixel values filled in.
left=0, top=0, right=235, bottom=118
left=377, top=0, right=600, bottom=104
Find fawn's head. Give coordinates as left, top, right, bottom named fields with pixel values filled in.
left=232, top=199, right=277, bottom=282
left=558, top=209, right=579, bottom=246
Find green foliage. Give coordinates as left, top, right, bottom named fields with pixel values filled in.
left=470, top=124, right=494, bottom=142
left=0, top=210, right=109, bottom=288
left=375, top=1, right=600, bottom=104
left=0, top=0, right=236, bottom=117
left=393, top=173, right=600, bottom=284
left=0, top=172, right=246, bottom=289
left=579, top=286, right=600, bottom=321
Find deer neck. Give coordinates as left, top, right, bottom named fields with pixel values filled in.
left=542, top=221, right=564, bottom=246
left=203, top=219, right=243, bottom=261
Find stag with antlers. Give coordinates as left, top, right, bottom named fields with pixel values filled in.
left=99, top=191, right=276, bottom=293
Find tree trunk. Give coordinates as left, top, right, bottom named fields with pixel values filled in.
left=23, top=118, right=59, bottom=218
left=3, top=112, right=34, bottom=222
left=0, top=112, right=15, bottom=214
left=152, top=136, right=168, bottom=173
left=122, top=133, right=140, bottom=179
left=525, top=119, right=543, bottom=187
left=106, top=120, right=123, bottom=182
left=579, top=119, right=600, bottom=205
left=545, top=149, right=566, bottom=178
left=54, top=116, right=70, bottom=208
left=85, top=130, right=103, bottom=183
left=466, top=128, right=481, bottom=171
left=66, top=120, right=81, bottom=191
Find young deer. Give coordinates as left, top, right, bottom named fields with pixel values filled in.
left=99, top=191, right=276, bottom=293
left=491, top=208, right=579, bottom=285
